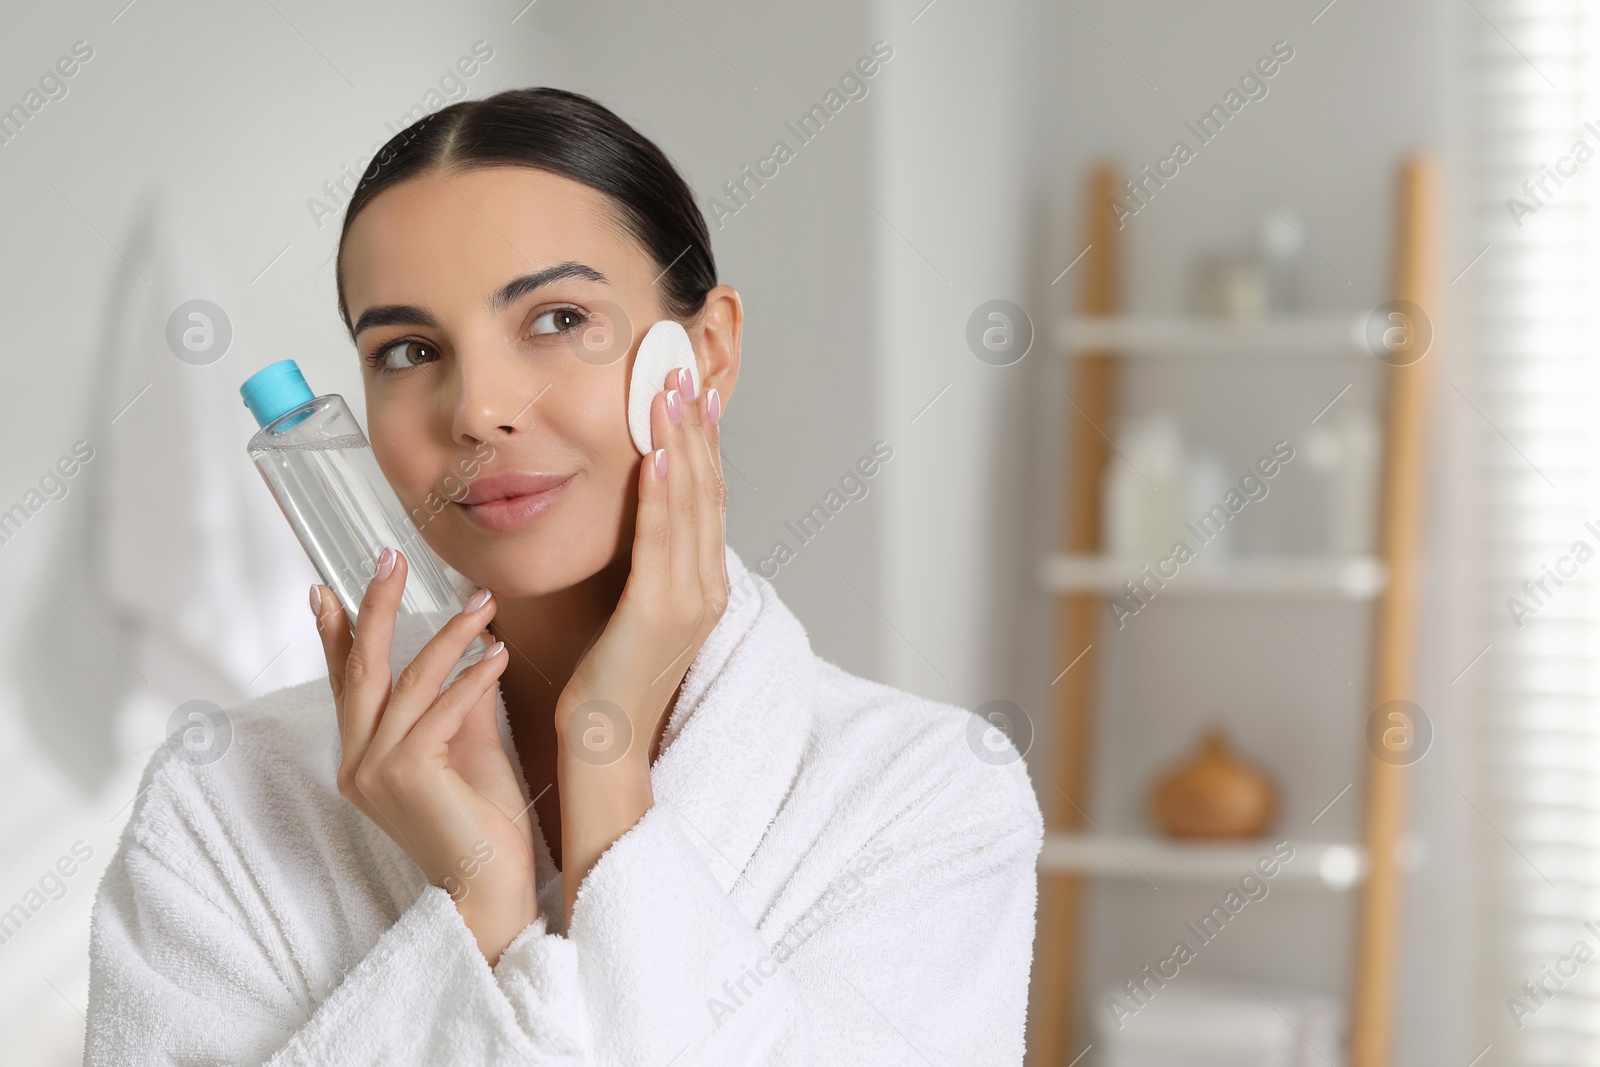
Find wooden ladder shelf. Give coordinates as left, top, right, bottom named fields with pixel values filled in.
left=1026, top=156, right=1437, bottom=1067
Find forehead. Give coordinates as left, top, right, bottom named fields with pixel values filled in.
left=340, top=166, right=645, bottom=313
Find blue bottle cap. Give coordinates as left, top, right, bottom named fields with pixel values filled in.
left=240, top=359, right=315, bottom=428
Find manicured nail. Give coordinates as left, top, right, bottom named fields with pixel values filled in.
left=666, top=388, right=683, bottom=424
left=309, top=584, right=321, bottom=616
left=678, top=366, right=697, bottom=399
left=706, top=387, right=721, bottom=425
left=464, top=587, right=492, bottom=613
left=654, top=448, right=667, bottom=477
left=485, top=640, right=506, bottom=659
left=375, top=547, right=395, bottom=581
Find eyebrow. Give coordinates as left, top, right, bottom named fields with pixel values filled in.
left=350, top=261, right=610, bottom=336
left=489, top=261, right=609, bottom=312
left=351, top=304, right=440, bottom=336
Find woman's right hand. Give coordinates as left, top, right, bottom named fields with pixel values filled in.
left=311, top=546, right=539, bottom=965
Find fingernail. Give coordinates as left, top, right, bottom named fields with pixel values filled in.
left=707, top=387, right=721, bottom=425
left=666, top=388, right=683, bottom=424
left=654, top=447, right=667, bottom=477
left=485, top=640, right=506, bottom=659
left=679, top=366, right=697, bottom=399
left=309, top=584, right=321, bottom=616
left=375, top=547, right=395, bottom=581
left=464, top=587, right=492, bottom=613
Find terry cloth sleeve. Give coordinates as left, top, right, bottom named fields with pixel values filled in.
left=87, top=766, right=1040, bottom=1066
left=489, top=767, right=1043, bottom=1067
left=86, top=793, right=776, bottom=1065
left=86, top=834, right=555, bottom=1066
left=83, top=742, right=579, bottom=1067
left=772, top=772, right=1044, bottom=1066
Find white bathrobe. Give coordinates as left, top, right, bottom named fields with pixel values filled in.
left=84, top=545, right=1044, bottom=1065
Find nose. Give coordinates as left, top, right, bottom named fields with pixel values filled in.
left=449, top=335, right=542, bottom=447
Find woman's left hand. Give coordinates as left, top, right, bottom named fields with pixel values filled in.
left=554, top=365, right=727, bottom=894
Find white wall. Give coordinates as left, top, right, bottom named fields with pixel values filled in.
left=871, top=0, right=1032, bottom=710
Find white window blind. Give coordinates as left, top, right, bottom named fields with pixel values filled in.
left=1473, top=1, right=1600, bottom=1062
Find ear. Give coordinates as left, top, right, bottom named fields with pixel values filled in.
left=689, top=285, right=742, bottom=409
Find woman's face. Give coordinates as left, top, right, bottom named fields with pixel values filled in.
left=339, top=165, right=738, bottom=598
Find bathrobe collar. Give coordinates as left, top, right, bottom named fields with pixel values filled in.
left=485, top=544, right=817, bottom=918
left=640, top=544, right=817, bottom=892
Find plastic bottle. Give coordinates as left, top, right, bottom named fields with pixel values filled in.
left=240, top=359, right=488, bottom=686
left=1103, top=412, right=1187, bottom=560
left=1259, top=209, right=1306, bottom=315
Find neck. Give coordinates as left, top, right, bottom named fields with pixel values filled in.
left=489, top=554, right=630, bottom=750
left=488, top=555, right=626, bottom=876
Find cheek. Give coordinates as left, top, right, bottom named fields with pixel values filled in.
left=568, top=381, right=640, bottom=513
left=560, top=366, right=637, bottom=470
left=369, top=414, right=443, bottom=505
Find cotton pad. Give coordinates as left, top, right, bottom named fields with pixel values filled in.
left=627, top=319, right=701, bottom=455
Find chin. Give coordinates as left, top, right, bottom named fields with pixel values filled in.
left=435, top=504, right=628, bottom=599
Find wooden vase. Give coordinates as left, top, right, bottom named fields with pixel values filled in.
left=1150, top=727, right=1277, bottom=839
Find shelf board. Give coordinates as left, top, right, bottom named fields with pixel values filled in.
left=1039, top=832, right=1367, bottom=890
left=1056, top=314, right=1371, bottom=357
left=1039, top=553, right=1386, bottom=599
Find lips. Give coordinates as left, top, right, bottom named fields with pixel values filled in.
left=459, top=471, right=572, bottom=505
left=456, top=471, right=575, bottom=532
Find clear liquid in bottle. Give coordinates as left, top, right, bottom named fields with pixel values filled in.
left=241, top=363, right=487, bottom=688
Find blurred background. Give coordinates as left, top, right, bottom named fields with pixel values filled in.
left=0, top=0, right=1593, bottom=1063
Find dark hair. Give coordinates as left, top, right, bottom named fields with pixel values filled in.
left=334, top=87, right=716, bottom=338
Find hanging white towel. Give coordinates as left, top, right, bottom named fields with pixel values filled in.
left=83, top=543, right=1044, bottom=1065
left=97, top=199, right=324, bottom=705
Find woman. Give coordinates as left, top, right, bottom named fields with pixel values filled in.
left=85, top=87, right=1043, bottom=1065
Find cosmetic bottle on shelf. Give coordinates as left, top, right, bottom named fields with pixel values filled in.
left=1305, top=406, right=1379, bottom=555
left=1103, top=411, right=1187, bottom=560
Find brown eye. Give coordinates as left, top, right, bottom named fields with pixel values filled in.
left=374, top=339, right=439, bottom=372
left=530, top=306, right=587, bottom=335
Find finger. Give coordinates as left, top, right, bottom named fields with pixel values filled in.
left=343, top=547, right=407, bottom=753
left=367, top=588, right=501, bottom=760
left=673, top=369, right=729, bottom=608
left=701, top=383, right=725, bottom=490
left=312, top=582, right=410, bottom=848
left=702, top=385, right=730, bottom=603
left=660, top=376, right=701, bottom=603
left=633, top=393, right=673, bottom=601
left=399, top=638, right=509, bottom=753
left=311, top=583, right=353, bottom=719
